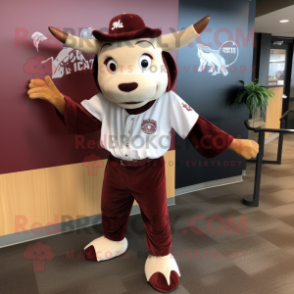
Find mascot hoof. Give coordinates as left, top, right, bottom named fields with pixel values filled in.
left=85, top=245, right=97, bottom=261
left=145, top=253, right=180, bottom=293
left=84, top=235, right=128, bottom=262
left=149, top=271, right=179, bottom=293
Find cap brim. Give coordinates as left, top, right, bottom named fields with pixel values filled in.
left=92, top=27, right=162, bottom=42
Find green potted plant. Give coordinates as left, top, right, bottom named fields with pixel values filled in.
left=234, top=80, right=275, bottom=128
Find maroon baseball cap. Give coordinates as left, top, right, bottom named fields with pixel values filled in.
left=92, top=14, right=162, bottom=42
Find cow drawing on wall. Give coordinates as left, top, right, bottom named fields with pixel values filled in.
left=27, top=14, right=259, bottom=293
left=197, top=44, right=229, bottom=76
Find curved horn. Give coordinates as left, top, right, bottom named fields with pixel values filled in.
left=48, top=26, right=100, bottom=54
left=158, top=16, right=210, bottom=51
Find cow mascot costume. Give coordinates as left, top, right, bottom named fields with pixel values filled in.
left=27, top=14, right=259, bottom=293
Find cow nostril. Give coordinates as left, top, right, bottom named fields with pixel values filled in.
left=118, top=83, right=138, bottom=92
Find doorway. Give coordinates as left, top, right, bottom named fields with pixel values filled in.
left=270, top=37, right=294, bottom=128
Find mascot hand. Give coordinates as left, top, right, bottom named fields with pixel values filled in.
left=27, top=75, right=65, bottom=115
left=229, top=139, right=259, bottom=159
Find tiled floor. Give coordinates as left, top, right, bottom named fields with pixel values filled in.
left=1, top=135, right=294, bottom=294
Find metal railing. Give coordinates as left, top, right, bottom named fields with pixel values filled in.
left=243, top=110, right=294, bottom=207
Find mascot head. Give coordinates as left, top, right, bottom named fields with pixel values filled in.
left=49, top=14, right=210, bottom=109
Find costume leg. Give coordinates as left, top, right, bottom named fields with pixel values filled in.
left=85, top=159, right=134, bottom=262
left=130, top=157, right=180, bottom=292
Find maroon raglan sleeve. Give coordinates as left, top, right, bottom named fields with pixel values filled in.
left=187, top=116, right=234, bottom=159
left=55, top=95, right=101, bottom=134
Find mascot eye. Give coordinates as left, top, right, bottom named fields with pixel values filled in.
left=138, top=54, right=152, bottom=70
left=105, top=58, right=117, bottom=73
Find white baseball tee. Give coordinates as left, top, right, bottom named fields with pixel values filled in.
left=81, top=91, right=199, bottom=161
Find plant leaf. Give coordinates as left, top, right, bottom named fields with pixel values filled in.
left=234, top=81, right=275, bottom=114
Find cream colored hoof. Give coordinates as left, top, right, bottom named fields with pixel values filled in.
left=145, top=253, right=181, bottom=286
left=84, top=236, right=128, bottom=262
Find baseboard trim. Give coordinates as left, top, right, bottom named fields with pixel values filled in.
left=0, top=197, right=176, bottom=248
left=175, top=175, right=243, bottom=196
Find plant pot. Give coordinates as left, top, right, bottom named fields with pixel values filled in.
left=248, top=106, right=267, bottom=143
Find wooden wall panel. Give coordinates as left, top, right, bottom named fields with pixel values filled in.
left=0, top=151, right=175, bottom=237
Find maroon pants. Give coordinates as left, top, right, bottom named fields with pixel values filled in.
left=101, top=155, right=172, bottom=256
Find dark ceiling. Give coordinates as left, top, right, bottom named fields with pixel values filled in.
left=256, top=0, right=294, bottom=17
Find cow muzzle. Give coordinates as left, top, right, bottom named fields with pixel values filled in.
left=118, top=82, right=138, bottom=92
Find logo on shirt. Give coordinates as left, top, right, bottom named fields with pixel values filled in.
left=141, top=119, right=157, bottom=134
left=112, top=20, right=124, bottom=30
left=182, top=103, right=192, bottom=112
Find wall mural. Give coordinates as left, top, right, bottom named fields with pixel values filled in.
left=196, top=40, right=239, bottom=76
left=27, top=28, right=95, bottom=79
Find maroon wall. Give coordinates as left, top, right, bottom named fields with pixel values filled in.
left=0, top=0, right=178, bottom=174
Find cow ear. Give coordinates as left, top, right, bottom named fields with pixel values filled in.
left=162, top=51, right=177, bottom=92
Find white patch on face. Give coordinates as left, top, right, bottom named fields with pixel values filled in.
left=97, top=38, right=168, bottom=109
